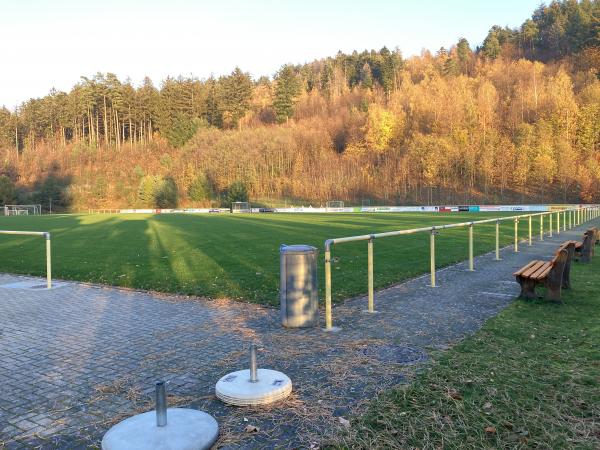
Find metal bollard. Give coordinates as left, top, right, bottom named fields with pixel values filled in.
left=155, top=381, right=167, bottom=427
left=249, top=344, right=258, bottom=383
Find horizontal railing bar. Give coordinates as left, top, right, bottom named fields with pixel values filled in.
left=0, top=230, right=49, bottom=238
left=325, top=209, right=582, bottom=250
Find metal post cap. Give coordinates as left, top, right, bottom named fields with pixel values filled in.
left=280, top=244, right=317, bottom=254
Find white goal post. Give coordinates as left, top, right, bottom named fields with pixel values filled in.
left=3, top=204, right=42, bottom=216
left=326, top=201, right=345, bottom=212
left=231, top=202, right=251, bottom=213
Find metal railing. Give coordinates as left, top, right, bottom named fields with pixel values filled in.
left=323, top=206, right=599, bottom=330
left=0, top=230, right=52, bottom=289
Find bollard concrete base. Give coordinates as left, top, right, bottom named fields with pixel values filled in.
left=101, top=408, right=218, bottom=450
left=216, top=369, right=292, bottom=406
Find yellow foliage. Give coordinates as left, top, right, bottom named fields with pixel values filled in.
left=363, top=104, right=396, bottom=153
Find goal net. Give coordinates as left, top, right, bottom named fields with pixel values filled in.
left=231, top=202, right=251, bottom=213
left=3, top=204, right=42, bottom=216
left=326, top=201, right=345, bottom=212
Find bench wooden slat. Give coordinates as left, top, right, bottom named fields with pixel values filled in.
left=533, top=263, right=553, bottom=280
left=513, top=260, right=539, bottom=277
left=521, top=261, right=545, bottom=278
left=530, top=262, right=552, bottom=280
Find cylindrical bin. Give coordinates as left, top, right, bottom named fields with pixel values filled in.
left=280, top=244, right=318, bottom=327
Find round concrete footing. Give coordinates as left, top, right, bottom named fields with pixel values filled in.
left=215, top=369, right=292, bottom=406
left=101, top=408, right=218, bottom=450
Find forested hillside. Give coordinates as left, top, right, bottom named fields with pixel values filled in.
left=0, top=0, right=599, bottom=210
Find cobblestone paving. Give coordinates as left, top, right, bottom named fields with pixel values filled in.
left=1, top=219, right=598, bottom=449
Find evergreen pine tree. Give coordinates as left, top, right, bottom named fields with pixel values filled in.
left=273, top=65, right=301, bottom=123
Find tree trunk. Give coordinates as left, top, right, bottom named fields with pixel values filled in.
left=103, top=95, right=108, bottom=144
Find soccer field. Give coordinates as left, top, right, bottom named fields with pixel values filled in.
left=0, top=212, right=544, bottom=305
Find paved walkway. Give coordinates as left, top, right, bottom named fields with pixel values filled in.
left=1, top=219, right=598, bottom=449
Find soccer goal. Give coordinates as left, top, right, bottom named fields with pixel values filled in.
left=231, top=202, right=251, bottom=213
left=3, top=204, right=42, bottom=216
left=326, top=201, right=345, bottom=212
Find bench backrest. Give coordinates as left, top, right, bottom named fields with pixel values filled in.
left=548, top=248, right=568, bottom=287
left=558, top=241, right=575, bottom=263
left=583, top=229, right=596, bottom=251
left=557, top=241, right=575, bottom=285
left=588, top=227, right=599, bottom=245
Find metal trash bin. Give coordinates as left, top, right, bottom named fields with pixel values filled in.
left=280, top=244, right=318, bottom=327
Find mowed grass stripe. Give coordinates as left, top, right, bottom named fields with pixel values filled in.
left=0, top=212, right=547, bottom=305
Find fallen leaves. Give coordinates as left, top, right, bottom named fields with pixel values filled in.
left=447, top=389, right=463, bottom=400
left=338, top=417, right=351, bottom=429
left=484, top=426, right=496, bottom=436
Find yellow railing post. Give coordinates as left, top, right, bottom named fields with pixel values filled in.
left=45, top=233, right=52, bottom=289
left=367, top=237, right=375, bottom=313
left=549, top=213, right=553, bottom=237
left=569, top=210, right=572, bottom=229
left=468, top=224, right=474, bottom=271
left=495, top=219, right=501, bottom=260
left=528, top=215, right=532, bottom=246
left=430, top=229, right=436, bottom=287
left=324, top=248, right=333, bottom=330
left=563, top=210, right=566, bottom=231
left=540, top=214, right=544, bottom=241
left=514, top=218, right=519, bottom=252
left=556, top=211, right=560, bottom=234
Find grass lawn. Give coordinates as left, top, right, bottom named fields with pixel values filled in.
left=0, top=212, right=555, bottom=305
left=334, top=254, right=600, bottom=449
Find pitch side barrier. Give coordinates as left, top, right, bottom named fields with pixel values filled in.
left=322, top=205, right=600, bottom=331
left=85, top=204, right=565, bottom=214
left=0, top=230, right=52, bottom=288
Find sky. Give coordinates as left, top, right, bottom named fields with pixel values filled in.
left=0, top=0, right=543, bottom=108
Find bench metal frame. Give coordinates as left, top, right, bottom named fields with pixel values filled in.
left=323, top=206, right=599, bottom=330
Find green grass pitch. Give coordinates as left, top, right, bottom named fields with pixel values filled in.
left=0, top=212, right=547, bottom=305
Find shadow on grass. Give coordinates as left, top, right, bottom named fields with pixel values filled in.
left=0, top=212, right=572, bottom=305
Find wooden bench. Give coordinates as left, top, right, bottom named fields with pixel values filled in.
left=558, top=241, right=576, bottom=289
left=574, top=229, right=596, bottom=263
left=514, top=248, right=568, bottom=301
